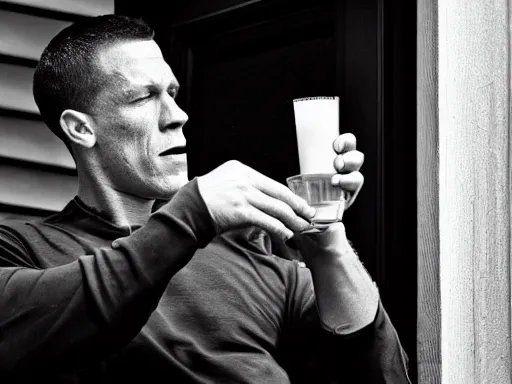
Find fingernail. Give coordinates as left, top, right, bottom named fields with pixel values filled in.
left=307, top=207, right=316, bottom=218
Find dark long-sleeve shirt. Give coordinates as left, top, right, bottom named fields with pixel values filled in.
left=0, top=179, right=410, bottom=383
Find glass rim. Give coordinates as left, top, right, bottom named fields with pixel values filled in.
left=292, top=96, right=339, bottom=103
left=286, top=173, right=336, bottom=183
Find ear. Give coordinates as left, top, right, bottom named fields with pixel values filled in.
left=59, top=109, right=96, bottom=149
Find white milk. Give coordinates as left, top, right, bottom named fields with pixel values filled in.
left=292, top=97, right=339, bottom=174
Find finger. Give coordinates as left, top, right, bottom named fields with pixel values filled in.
left=250, top=171, right=316, bottom=220
left=331, top=171, right=364, bottom=192
left=333, top=133, right=357, bottom=154
left=331, top=172, right=363, bottom=209
left=246, top=206, right=295, bottom=241
left=247, top=190, right=313, bottom=233
left=333, top=150, right=365, bottom=173
left=327, top=221, right=346, bottom=232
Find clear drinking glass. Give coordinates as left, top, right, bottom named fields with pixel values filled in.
left=286, top=174, right=347, bottom=224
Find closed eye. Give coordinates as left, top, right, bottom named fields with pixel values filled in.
left=132, top=92, right=155, bottom=103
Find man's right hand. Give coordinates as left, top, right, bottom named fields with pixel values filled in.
left=197, top=160, right=315, bottom=240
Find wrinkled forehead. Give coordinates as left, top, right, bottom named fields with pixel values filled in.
left=97, top=40, right=176, bottom=93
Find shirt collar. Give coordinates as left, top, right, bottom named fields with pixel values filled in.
left=44, top=196, right=141, bottom=239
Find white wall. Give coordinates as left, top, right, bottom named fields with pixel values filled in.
left=417, top=0, right=512, bottom=382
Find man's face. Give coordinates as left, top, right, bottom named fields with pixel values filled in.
left=90, top=39, right=189, bottom=200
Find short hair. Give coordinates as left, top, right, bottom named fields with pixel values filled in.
left=33, top=14, right=154, bottom=146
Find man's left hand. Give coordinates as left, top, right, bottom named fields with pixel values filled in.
left=332, top=133, right=364, bottom=209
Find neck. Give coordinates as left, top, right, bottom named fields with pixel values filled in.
left=77, top=172, right=154, bottom=228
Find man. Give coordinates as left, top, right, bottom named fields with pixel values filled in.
left=0, top=15, right=410, bottom=383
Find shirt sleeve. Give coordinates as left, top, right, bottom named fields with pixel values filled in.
left=0, top=178, right=216, bottom=377
left=281, top=261, right=412, bottom=384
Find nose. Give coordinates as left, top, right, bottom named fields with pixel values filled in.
left=160, top=92, right=189, bottom=131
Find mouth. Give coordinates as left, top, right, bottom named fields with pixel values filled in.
left=159, top=146, right=187, bottom=157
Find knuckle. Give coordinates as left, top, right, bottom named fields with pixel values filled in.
left=230, top=193, right=247, bottom=209
left=352, top=150, right=363, bottom=161
left=226, top=159, right=242, bottom=169
left=236, top=181, right=250, bottom=194
left=334, top=155, right=344, bottom=168
left=281, top=203, right=296, bottom=218
left=345, top=132, right=356, bottom=142
left=333, top=137, right=343, bottom=152
left=285, top=197, right=301, bottom=214
left=232, top=198, right=244, bottom=209
left=236, top=206, right=252, bottom=222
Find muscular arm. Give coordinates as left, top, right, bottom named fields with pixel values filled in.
left=285, top=225, right=411, bottom=383
left=0, top=179, right=215, bottom=374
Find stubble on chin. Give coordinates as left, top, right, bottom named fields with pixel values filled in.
left=158, top=171, right=189, bottom=197
left=148, top=171, right=189, bottom=212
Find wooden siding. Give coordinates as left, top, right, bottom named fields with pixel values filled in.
left=0, top=10, right=71, bottom=61
left=0, top=63, right=37, bottom=114
left=0, top=163, right=77, bottom=211
left=0, top=0, right=114, bottom=218
left=0, top=116, right=74, bottom=169
left=2, top=0, right=113, bottom=17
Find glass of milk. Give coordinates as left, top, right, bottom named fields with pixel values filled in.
left=286, top=96, right=346, bottom=224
